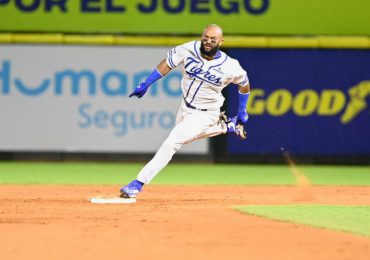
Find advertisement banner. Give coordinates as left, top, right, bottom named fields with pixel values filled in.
left=226, top=49, right=370, bottom=155
left=0, top=45, right=208, bottom=153
left=0, top=0, right=369, bottom=36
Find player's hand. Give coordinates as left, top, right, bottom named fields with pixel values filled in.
left=129, top=82, right=149, bottom=98
left=236, top=111, right=249, bottom=125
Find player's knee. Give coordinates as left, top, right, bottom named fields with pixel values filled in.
left=162, top=138, right=183, bottom=152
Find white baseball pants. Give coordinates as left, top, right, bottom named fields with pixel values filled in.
left=137, top=101, right=227, bottom=184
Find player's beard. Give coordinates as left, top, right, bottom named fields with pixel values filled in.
left=200, top=42, right=219, bottom=57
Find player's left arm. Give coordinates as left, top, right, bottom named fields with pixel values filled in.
left=232, top=61, right=251, bottom=125
left=236, top=83, right=251, bottom=125
left=238, top=83, right=250, bottom=94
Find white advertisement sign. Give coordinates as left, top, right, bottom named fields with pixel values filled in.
left=0, top=45, right=208, bottom=153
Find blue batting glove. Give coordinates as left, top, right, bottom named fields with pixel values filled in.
left=236, top=111, right=249, bottom=125
left=129, top=82, right=149, bottom=98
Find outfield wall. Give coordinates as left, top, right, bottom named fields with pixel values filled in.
left=0, top=45, right=208, bottom=155
left=1, top=0, right=369, bottom=36
left=0, top=44, right=369, bottom=164
left=222, top=49, right=370, bottom=164
left=1, top=1, right=369, bottom=164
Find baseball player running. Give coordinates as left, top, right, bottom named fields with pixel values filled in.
left=120, top=24, right=250, bottom=198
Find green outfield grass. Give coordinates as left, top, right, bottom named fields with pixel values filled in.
left=235, top=205, right=370, bottom=237
left=0, top=162, right=369, bottom=185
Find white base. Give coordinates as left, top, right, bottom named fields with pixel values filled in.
left=90, top=196, right=136, bottom=204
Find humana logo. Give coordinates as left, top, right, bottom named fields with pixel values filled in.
left=0, top=60, right=181, bottom=97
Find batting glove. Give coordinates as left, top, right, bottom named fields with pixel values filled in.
left=129, top=82, right=149, bottom=98
left=236, top=110, right=249, bottom=125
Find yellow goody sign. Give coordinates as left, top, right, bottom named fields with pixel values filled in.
left=247, top=81, right=370, bottom=125
left=0, top=0, right=369, bottom=35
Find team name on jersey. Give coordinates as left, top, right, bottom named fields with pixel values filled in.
left=184, top=57, right=222, bottom=86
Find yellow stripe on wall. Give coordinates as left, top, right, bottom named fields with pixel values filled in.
left=1, top=34, right=369, bottom=49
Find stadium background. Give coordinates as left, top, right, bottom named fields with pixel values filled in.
left=0, top=0, right=369, bottom=164
left=1, top=1, right=370, bottom=260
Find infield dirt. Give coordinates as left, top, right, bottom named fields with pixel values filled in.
left=1, top=185, right=369, bottom=260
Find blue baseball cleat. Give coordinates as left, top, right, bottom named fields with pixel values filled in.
left=226, top=116, right=247, bottom=140
left=120, top=180, right=144, bottom=198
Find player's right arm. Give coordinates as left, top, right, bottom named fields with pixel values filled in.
left=156, top=59, right=172, bottom=76
left=129, top=43, right=188, bottom=98
left=129, top=59, right=172, bottom=99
